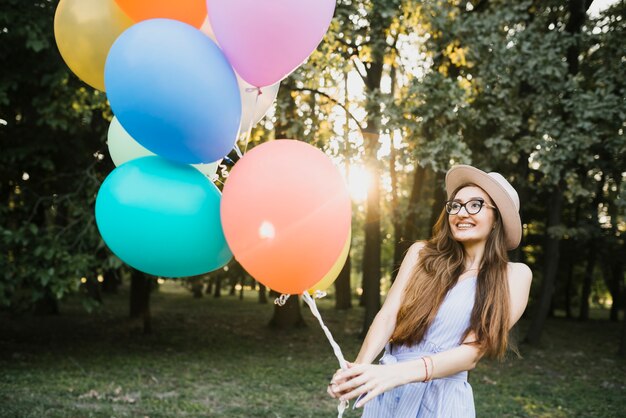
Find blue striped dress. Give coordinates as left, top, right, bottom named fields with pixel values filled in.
left=360, top=276, right=477, bottom=418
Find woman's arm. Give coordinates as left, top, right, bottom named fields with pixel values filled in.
left=328, top=242, right=424, bottom=399
left=423, top=262, right=533, bottom=380
left=355, top=241, right=426, bottom=364
left=333, top=261, right=533, bottom=408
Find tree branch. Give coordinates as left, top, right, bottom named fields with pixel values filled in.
left=291, top=87, right=365, bottom=133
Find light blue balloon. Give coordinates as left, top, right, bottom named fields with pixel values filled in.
left=95, top=156, right=232, bottom=277
left=104, top=19, right=241, bottom=164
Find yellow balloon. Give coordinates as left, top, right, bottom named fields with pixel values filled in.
left=307, top=230, right=351, bottom=294
left=54, top=0, right=133, bottom=91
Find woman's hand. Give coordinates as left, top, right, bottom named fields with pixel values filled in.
left=330, top=362, right=412, bottom=408
left=327, top=362, right=356, bottom=399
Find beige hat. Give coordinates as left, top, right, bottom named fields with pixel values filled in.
left=445, top=165, right=522, bottom=250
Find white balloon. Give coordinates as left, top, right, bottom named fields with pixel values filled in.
left=194, top=161, right=221, bottom=178
left=199, top=15, right=217, bottom=42
left=107, top=117, right=219, bottom=178
left=238, top=76, right=280, bottom=132
left=107, top=116, right=152, bottom=166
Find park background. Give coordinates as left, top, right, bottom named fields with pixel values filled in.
left=1, top=0, right=625, bottom=416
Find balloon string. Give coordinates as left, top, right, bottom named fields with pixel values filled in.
left=234, top=144, right=243, bottom=159
left=242, top=87, right=261, bottom=155
left=273, top=293, right=290, bottom=306
left=301, top=292, right=349, bottom=417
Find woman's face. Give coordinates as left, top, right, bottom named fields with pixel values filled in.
left=447, top=185, right=497, bottom=247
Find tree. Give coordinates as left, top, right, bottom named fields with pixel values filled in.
left=1, top=0, right=115, bottom=313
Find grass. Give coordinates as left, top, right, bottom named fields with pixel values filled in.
left=0, top=282, right=624, bottom=417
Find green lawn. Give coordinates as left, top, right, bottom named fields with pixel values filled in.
left=0, top=283, right=624, bottom=417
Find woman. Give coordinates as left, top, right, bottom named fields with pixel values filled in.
left=328, top=165, right=532, bottom=417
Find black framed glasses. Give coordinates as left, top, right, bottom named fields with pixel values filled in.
left=445, top=199, right=497, bottom=215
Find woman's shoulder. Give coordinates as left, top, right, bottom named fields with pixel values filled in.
left=408, top=240, right=427, bottom=252
left=405, top=240, right=427, bottom=259
left=506, top=262, right=533, bottom=282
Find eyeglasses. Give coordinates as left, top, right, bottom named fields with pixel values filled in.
left=445, top=199, right=497, bottom=215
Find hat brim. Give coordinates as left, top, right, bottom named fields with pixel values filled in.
left=445, top=165, right=521, bottom=251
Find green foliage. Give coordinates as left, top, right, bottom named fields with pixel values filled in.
left=1, top=0, right=623, bottom=317
left=0, top=1, right=115, bottom=311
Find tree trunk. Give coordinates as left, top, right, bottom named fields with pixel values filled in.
left=361, top=131, right=382, bottom=337
left=607, top=259, right=623, bottom=322
left=393, top=164, right=427, bottom=281
left=101, top=269, right=120, bottom=294
left=213, top=277, right=222, bottom=298
left=191, top=277, right=204, bottom=299
left=129, top=269, right=152, bottom=334
left=525, top=186, right=563, bottom=345
left=578, top=238, right=596, bottom=321
left=604, top=199, right=624, bottom=322
left=526, top=0, right=589, bottom=344
left=258, top=283, right=267, bottom=304
left=229, top=276, right=237, bottom=296
left=619, top=307, right=626, bottom=357
left=335, top=69, right=353, bottom=311
left=428, top=171, right=447, bottom=234
left=390, top=144, right=401, bottom=281
left=269, top=295, right=306, bottom=329
left=563, top=249, right=575, bottom=319
left=34, top=290, right=59, bottom=315
left=335, top=254, right=352, bottom=310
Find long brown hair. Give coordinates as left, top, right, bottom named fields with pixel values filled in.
left=390, top=184, right=512, bottom=359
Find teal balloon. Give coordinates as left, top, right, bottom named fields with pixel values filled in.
left=95, top=156, right=232, bottom=277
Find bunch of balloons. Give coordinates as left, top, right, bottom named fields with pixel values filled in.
left=54, top=0, right=351, bottom=295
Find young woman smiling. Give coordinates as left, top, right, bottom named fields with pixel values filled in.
left=328, top=165, right=532, bottom=417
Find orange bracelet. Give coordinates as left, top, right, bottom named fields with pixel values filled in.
left=421, top=357, right=429, bottom=382
left=425, top=356, right=434, bottom=381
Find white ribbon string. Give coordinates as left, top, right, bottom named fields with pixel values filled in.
left=242, top=87, right=261, bottom=155
left=273, top=293, right=291, bottom=306
left=234, top=143, right=243, bottom=159
left=301, top=292, right=349, bottom=417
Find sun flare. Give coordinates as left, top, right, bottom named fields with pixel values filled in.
left=346, top=164, right=371, bottom=202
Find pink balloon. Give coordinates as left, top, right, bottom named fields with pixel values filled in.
left=207, top=0, right=336, bottom=87
left=220, top=140, right=351, bottom=294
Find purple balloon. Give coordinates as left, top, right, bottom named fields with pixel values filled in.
left=208, top=0, right=336, bottom=87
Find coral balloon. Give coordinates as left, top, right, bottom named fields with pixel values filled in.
left=95, top=156, right=232, bottom=277
left=115, top=0, right=207, bottom=28
left=54, top=0, right=133, bottom=90
left=208, top=0, right=336, bottom=87
left=221, top=140, right=351, bottom=294
left=105, top=19, right=241, bottom=164
left=308, top=230, right=351, bottom=295
left=107, top=117, right=219, bottom=178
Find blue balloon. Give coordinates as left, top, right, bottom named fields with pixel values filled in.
left=95, top=156, right=232, bottom=277
left=104, top=19, right=241, bottom=164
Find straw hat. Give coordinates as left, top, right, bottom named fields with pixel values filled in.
left=445, top=165, right=522, bottom=250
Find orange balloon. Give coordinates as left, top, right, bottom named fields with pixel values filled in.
left=114, top=0, right=207, bottom=28
left=221, top=140, right=352, bottom=294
